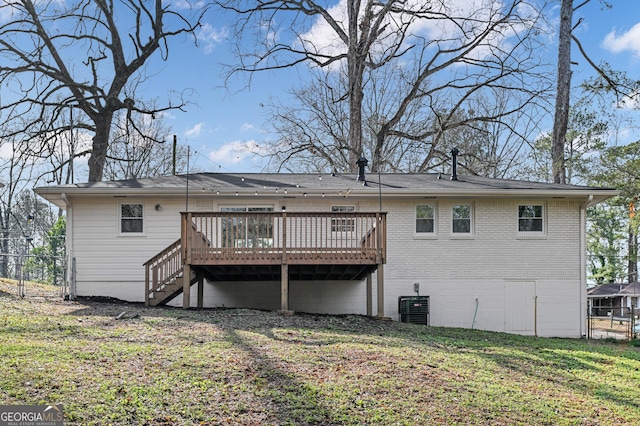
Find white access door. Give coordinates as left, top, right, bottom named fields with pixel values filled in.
left=504, top=280, right=536, bottom=333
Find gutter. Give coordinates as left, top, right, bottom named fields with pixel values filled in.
left=579, top=195, right=595, bottom=337
left=33, top=187, right=619, bottom=201
left=61, top=193, right=75, bottom=300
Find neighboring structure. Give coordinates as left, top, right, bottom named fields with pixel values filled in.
left=34, top=165, right=617, bottom=337
left=587, top=281, right=640, bottom=317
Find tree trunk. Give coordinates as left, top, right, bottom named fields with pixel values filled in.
left=347, top=0, right=363, bottom=172
left=629, top=227, right=638, bottom=283
left=1, top=212, right=8, bottom=278
left=87, top=112, right=114, bottom=182
left=552, top=0, right=573, bottom=184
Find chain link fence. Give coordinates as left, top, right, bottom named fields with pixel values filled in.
left=587, top=306, right=638, bottom=340
left=0, top=252, right=68, bottom=299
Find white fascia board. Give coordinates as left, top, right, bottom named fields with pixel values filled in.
left=34, top=186, right=619, bottom=205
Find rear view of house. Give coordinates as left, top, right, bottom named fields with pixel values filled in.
left=34, top=167, right=616, bottom=338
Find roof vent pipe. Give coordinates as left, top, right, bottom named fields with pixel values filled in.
left=356, top=157, right=368, bottom=184
left=450, top=147, right=459, bottom=181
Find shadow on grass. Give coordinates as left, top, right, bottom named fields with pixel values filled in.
left=420, top=326, right=640, bottom=413
left=224, top=328, right=341, bottom=425
left=59, top=298, right=640, bottom=421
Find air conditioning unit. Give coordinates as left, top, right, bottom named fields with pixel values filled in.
left=399, top=296, right=429, bottom=325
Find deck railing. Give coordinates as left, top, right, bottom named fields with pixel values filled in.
left=181, top=211, right=386, bottom=266
left=144, top=238, right=183, bottom=305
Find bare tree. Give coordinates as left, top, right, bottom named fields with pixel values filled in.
left=103, top=111, right=189, bottom=180
left=0, top=0, right=206, bottom=182
left=0, top=135, right=39, bottom=277
left=264, top=54, right=549, bottom=175
left=220, top=0, right=551, bottom=173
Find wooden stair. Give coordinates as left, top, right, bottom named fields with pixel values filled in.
left=145, top=226, right=211, bottom=307
left=144, top=239, right=194, bottom=307
left=147, top=267, right=199, bottom=307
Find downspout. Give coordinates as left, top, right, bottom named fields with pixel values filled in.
left=61, top=193, right=75, bottom=300
left=580, top=195, right=593, bottom=337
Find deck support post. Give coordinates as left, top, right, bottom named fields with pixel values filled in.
left=366, top=272, right=373, bottom=316
left=145, top=264, right=150, bottom=307
left=183, top=265, right=191, bottom=309
left=197, top=273, right=204, bottom=308
left=281, top=264, right=289, bottom=311
left=377, top=265, right=384, bottom=317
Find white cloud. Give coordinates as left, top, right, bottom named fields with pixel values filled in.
left=240, top=123, right=255, bottom=131
left=602, top=22, right=640, bottom=55
left=184, top=122, right=204, bottom=138
left=208, top=140, right=266, bottom=166
left=616, top=92, right=640, bottom=110
left=197, top=23, right=228, bottom=54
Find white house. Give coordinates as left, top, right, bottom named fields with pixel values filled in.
left=34, top=165, right=617, bottom=338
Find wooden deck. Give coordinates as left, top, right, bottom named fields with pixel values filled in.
left=145, top=211, right=387, bottom=313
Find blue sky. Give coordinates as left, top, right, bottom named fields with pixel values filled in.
left=91, top=1, right=640, bottom=174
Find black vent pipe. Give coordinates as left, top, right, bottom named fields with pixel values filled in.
left=356, top=157, right=368, bottom=183
left=450, top=147, right=459, bottom=181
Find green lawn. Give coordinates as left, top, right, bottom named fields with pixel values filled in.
left=1, top=282, right=639, bottom=425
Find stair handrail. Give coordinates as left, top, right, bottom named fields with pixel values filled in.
left=144, top=238, right=182, bottom=306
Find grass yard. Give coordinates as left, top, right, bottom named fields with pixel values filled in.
left=1, top=280, right=640, bottom=425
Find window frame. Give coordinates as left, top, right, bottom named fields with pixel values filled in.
left=451, top=203, right=473, bottom=235
left=415, top=204, right=436, bottom=236
left=517, top=204, right=545, bottom=235
left=119, top=202, right=145, bottom=235
left=331, top=205, right=356, bottom=232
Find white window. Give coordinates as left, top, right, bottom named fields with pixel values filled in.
left=331, top=205, right=355, bottom=232
left=452, top=204, right=472, bottom=234
left=416, top=204, right=435, bottom=234
left=518, top=205, right=544, bottom=232
left=120, top=203, right=144, bottom=234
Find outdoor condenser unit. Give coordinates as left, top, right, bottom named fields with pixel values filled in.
left=399, top=296, right=430, bottom=325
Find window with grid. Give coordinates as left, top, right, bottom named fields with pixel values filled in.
left=120, top=203, right=144, bottom=234
left=416, top=204, right=435, bottom=233
left=518, top=205, right=543, bottom=232
left=452, top=204, right=472, bottom=234
left=331, top=205, right=355, bottom=232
